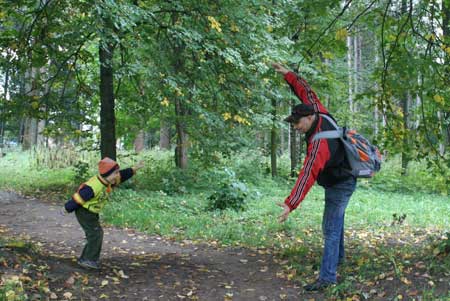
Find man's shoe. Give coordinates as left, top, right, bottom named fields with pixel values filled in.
left=304, top=279, right=335, bottom=291
left=77, top=259, right=100, bottom=270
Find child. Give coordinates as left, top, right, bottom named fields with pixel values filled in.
left=64, top=157, right=144, bottom=269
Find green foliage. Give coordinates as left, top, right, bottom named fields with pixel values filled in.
left=1, top=149, right=450, bottom=252
left=30, top=146, right=97, bottom=171
left=220, top=150, right=268, bottom=184
left=369, top=156, right=449, bottom=195
left=0, top=151, right=74, bottom=195
left=207, top=169, right=249, bottom=212
left=1, top=0, right=449, bottom=179
left=436, top=232, right=450, bottom=255
left=0, top=278, right=27, bottom=301
left=134, top=149, right=188, bottom=194
left=72, top=160, right=90, bottom=185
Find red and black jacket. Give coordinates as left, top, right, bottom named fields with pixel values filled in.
left=284, top=72, right=353, bottom=212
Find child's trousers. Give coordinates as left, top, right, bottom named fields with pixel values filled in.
left=75, top=207, right=103, bottom=262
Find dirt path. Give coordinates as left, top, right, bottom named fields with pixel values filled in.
left=0, top=191, right=317, bottom=300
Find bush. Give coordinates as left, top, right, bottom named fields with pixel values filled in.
left=134, top=149, right=194, bottom=194
left=369, top=156, right=449, bottom=195
left=207, top=168, right=249, bottom=211
left=30, top=145, right=98, bottom=170
left=72, top=160, right=90, bottom=185
left=436, top=232, right=450, bottom=255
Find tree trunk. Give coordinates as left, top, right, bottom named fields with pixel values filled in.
left=289, top=99, right=298, bottom=177
left=270, top=128, right=277, bottom=177
left=347, top=36, right=354, bottom=114
left=18, top=119, right=24, bottom=145
left=270, top=98, right=277, bottom=177
left=0, top=66, right=9, bottom=146
left=401, top=91, right=410, bottom=175
left=0, top=120, right=3, bottom=146
left=374, top=106, right=379, bottom=136
left=441, top=0, right=450, bottom=153
left=438, top=112, right=445, bottom=155
left=37, top=120, right=46, bottom=146
left=99, top=40, right=116, bottom=160
left=169, top=13, right=189, bottom=169
left=159, top=119, right=170, bottom=150
left=144, top=131, right=152, bottom=149
left=415, top=86, right=421, bottom=130
left=289, top=123, right=298, bottom=177
left=175, top=98, right=188, bottom=169
left=400, top=0, right=410, bottom=175
left=22, top=67, right=39, bottom=151
left=134, top=130, right=145, bottom=153
left=374, top=35, right=379, bottom=136
left=22, top=118, right=38, bottom=150
left=353, top=33, right=359, bottom=97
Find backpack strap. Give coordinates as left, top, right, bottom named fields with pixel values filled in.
left=319, top=114, right=339, bottom=130
left=312, top=114, right=343, bottom=141
left=313, top=130, right=342, bottom=140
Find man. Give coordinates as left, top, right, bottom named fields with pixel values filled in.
left=272, top=62, right=357, bottom=291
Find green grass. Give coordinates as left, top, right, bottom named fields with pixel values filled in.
left=0, top=151, right=74, bottom=195
left=99, top=181, right=449, bottom=249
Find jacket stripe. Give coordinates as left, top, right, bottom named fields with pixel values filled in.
left=289, top=138, right=321, bottom=207
left=285, top=72, right=329, bottom=115
left=72, top=192, right=85, bottom=205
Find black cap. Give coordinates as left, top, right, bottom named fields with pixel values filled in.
left=284, top=104, right=315, bottom=123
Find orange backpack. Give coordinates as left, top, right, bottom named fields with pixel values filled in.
left=313, top=114, right=382, bottom=178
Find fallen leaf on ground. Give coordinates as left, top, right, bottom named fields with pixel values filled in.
left=224, top=292, right=233, bottom=300
left=64, top=276, right=75, bottom=288
left=114, top=270, right=130, bottom=279
left=407, top=289, right=419, bottom=296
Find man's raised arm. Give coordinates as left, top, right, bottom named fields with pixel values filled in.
left=272, top=63, right=328, bottom=114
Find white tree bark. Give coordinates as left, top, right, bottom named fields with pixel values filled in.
left=347, top=36, right=354, bottom=113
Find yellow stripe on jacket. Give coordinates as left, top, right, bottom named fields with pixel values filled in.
left=80, top=176, right=112, bottom=214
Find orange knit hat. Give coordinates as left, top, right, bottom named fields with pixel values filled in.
left=98, top=157, right=119, bottom=177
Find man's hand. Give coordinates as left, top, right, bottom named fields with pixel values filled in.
left=277, top=202, right=291, bottom=223
left=272, top=62, right=290, bottom=75
left=133, top=160, right=145, bottom=172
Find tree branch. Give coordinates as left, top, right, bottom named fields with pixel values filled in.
left=23, top=33, right=94, bottom=96
left=346, top=0, right=378, bottom=31
left=297, top=0, right=353, bottom=68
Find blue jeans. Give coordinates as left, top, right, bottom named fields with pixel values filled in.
left=319, top=177, right=356, bottom=283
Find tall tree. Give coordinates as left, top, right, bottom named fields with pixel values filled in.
left=441, top=0, right=450, bottom=154
left=98, top=1, right=117, bottom=160
left=159, top=120, right=170, bottom=150
left=99, top=38, right=116, bottom=160
left=270, top=98, right=277, bottom=177
left=400, top=0, right=411, bottom=175
left=289, top=99, right=300, bottom=177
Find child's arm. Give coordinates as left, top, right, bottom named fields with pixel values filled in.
left=116, top=161, right=145, bottom=185
left=64, top=185, right=95, bottom=213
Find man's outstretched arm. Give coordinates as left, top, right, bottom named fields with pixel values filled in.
left=272, top=63, right=328, bottom=114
